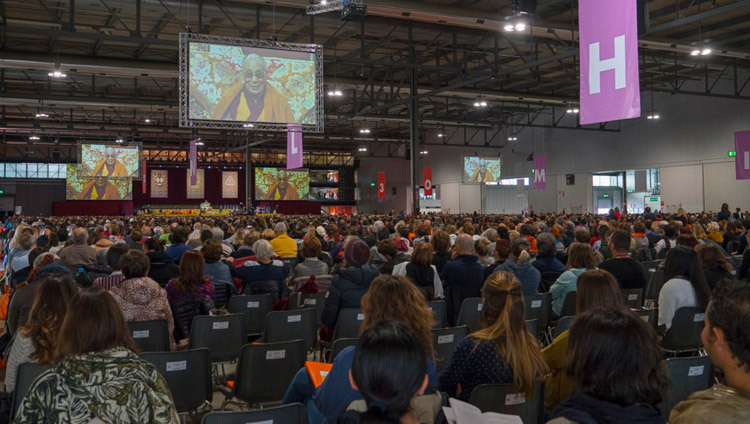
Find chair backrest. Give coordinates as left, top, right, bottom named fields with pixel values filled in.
left=658, top=356, right=714, bottom=417
left=188, top=314, right=247, bottom=363
left=525, top=319, right=538, bottom=339
left=331, top=338, right=359, bottom=363
left=213, top=283, right=233, bottom=309
left=280, top=257, right=299, bottom=275
left=469, top=380, right=545, bottom=424
left=662, top=307, right=704, bottom=352
left=640, top=260, right=661, bottom=271
left=427, top=300, right=447, bottom=328
left=231, top=341, right=307, bottom=406
left=127, top=319, right=170, bottom=352
left=635, top=308, right=658, bottom=328
left=456, top=297, right=483, bottom=333
left=228, top=294, right=274, bottom=336
left=141, top=348, right=212, bottom=413
left=202, top=403, right=307, bottom=424
left=554, top=316, right=576, bottom=338
left=289, top=292, right=326, bottom=325
left=264, top=308, right=318, bottom=351
left=645, top=270, right=665, bottom=300
left=621, top=288, right=643, bottom=309
left=332, top=308, right=365, bottom=340
left=11, top=362, right=54, bottom=419
left=559, top=291, right=577, bottom=318
left=524, top=293, right=551, bottom=331
left=432, top=325, right=470, bottom=373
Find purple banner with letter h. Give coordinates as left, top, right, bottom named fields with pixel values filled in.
left=533, top=154, right=547, bottom=190
left=287, top=124, right=303, bottom=170
left=736, top=131, right=750, bottom=180
left=189, top=139, right=197, bottom=185
left=579, top=0, right=640, bottom=125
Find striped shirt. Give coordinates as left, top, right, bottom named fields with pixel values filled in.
left=92, top=272, right=125, bottom=291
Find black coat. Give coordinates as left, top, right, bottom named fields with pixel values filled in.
left=146, top=251, right=179, bottom=288
left=321, top=264, right=379, bottom=328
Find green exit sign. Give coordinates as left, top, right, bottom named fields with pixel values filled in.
left=370, top=182, right=376, bottom=187
left=650, top=197, right=659, bottom=202
left=627, top=189, right=634, bottom=193
left=729, top=151, right=737, bottom=157
left=603, top=194, right=610, bottom=198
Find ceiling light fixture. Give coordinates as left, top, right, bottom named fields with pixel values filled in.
left=35, top=112, right=49, bottom=118
left=243, top=123, right=255, bottom=128
left=646, top=111, right=661, bottom=120
left=48, top=70, right=67, bottom=78
left=29, top=135, right=40, bottom=141
left=144, top=118, right=151, bottom=123
left=437, top=133, right=444, bottom=138
left=507, top=136, right=518, bottom=142
left=358, top=147, right=368, bottom=152
left=196, top=141, right=205, bottom=146
left=115, top=137, right=124, bottom=143
left=359, top=128, right=371, bottom=134
left=420, top=150, right=429, bottom=155
left=566, top=108, right=579, bottom=114
left=473, top=99, right=488, bottom=108
left=327, top=89, right=344, bottom=97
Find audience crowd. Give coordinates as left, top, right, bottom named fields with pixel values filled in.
left=0, top=205, right=749, bottom=423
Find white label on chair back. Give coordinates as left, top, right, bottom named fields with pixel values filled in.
left=304, top=298, right=317, bottom=306
left=247, top=301, right=260, bottom=308
left=628, top=294, right=638, bottom=301
left=688, top=365, right=705, bottom=377
left=166, top=361, right=187, bottom=372
left=640, top=314, right=650, bottom=323
left=505, top=393, right=526, bottom=405
left=437, top=334, right=454, bottom=344
left=266, top=350, right=286, bottom=360
left=694, top=313, right=705, bottom=322
left=531, top=300, right=542, bottom=308
left=213, top=321, right=229, bottom=330
left=288, top=315, right=302, bottom=323
left=357, top=313, right=365, bottom=320
left=132, top=330, right=150, bottom=339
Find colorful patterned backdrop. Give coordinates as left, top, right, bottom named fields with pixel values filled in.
left=186, top=168, right=205, bottom=199
left=462, top=157, right=503, bottom=184
left=66, top=164, right=132, bottom=200
left=188, top=43, right=316, bottom=124
left=222, top=171, right=239, bottom=198
left=254, top=167, right=309, bottom=201
left=150, top=169, right=169, bottom=198
left=79, top=144, right=140, bottom=178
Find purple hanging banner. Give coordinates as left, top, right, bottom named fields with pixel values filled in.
left=736, top=131, right=750, bottom=180
left=287, top=124, right=303, bottom=170
left=189, top=139, right=198, bottom=185
left=579, top=0, right=640, bottom=125
left=533, top=154, right=547, bottom=190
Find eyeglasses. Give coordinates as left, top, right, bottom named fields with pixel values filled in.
left=242, top=70, right=266, bottom=80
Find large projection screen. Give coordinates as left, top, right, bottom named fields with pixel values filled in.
left=77, top=142, right=141, bottom=179
left=66, top=164, right=133, bottom=200
left=255, top=168, right=309, bottom=201
left=179, top=32, right=324, bottom=132
left=462, top=156, right=502, bottom=184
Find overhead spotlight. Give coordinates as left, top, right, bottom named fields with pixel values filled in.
left=514, top=22, right=526, bottom=31
left=29, top=135, right=40, bottom=141
left=474, top=99, right=488, bottom=108
left=566, top=109, right=573, bottom=114
left=327, top=89, right=344, bottom=97
left=507, top=136, right=518, bottom=141
left=359, top=128, right=371, bottom=134
left=566, top=108, right=579, bottom=114
left=47, top=70, right=67, bottom=78
left=701, top=48, right=712, bottom=56
left=437, top=133, right=444, bottom=138
left=420, top=150, right=429, bottom=155
left=504, top=24, right=515, bottom=32
left=573, top=108, right=579, bottom=113
left=358, top=147, right=368, bottom=152
left=115, top=137, right=124, bottom=143
left=646, top=110, right=661, bottom=120
left=690, top=49, right=701, bottom=56
left=320, top=0, right=327, bottom=4
left=243, top=123, right=255, bottom=128
left=196, top=141, right=205, bottom=146
left=144, top=118, right=151, bottom=123
left=35, top=112, right=49, bottom=118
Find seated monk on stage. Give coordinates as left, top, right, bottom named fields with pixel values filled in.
left=92, top=147, right=129, bottom=177
left=471, top=160, right=494, bottom=183
left=265, top=170, right=300, bottom=200
left=78, top=179, right=122, bottom=200
left=211, top=54, right=295, bottom=124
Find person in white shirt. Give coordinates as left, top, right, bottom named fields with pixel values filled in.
left=658, top=246, right=711, bottom=333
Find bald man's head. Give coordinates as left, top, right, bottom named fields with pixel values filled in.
left=72, top=227, right=88, bottom=245
left=455, top=234, right=474, bottom=255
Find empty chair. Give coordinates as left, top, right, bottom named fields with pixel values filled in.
left=11, top=363, right=54, bottom=419
left=219, top=340, right=306, bottom=409
left=621, top=288, right=643, bottom=309
left=432, top=325, right=470, bottom=373
left=644, top=270, right=664, bottom=301
left=469, top=380, right=545, bottom=424
left=330, top=338, right=359, bottom=363
left=526, top=319, right=538, bottom=340
left=332, top=308, right=366, bottom=341
left=288, top=292, right=326, bottom=324
left=263, top=308, right=318, bottom=352
left=228, top=294, right=273, bottom=338
left=427, top=300, right=447, bottom=328
left=456, top=297, right=483, bottom=333
left=658, top=356, right=714, bottom=417
left=554, top=316, right=576, bottom=338
left=662, top=307, right=705, bottom=355
left=559, top=291, right=577, bottom=319
left=141, top=348, right=212, bottom=414
left=524, top=293, right=551, bottom=337
left=202, top=403, right=306, bottom=424
left=127, top=319, right=170, bottom=352
left=189, top=314, right=247, bottom=364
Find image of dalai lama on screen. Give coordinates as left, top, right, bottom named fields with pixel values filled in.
left=211, top=54, right=295, bottom=123
left=78, top=179, right=122, bottom=200
left=91, top=147, right=129, bottom=177
left=264, top=170, right=300, bottom=200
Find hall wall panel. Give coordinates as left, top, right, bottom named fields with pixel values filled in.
left=702, top=161, right=750, bottom=212
left=660, top=165, right=703, bottom=213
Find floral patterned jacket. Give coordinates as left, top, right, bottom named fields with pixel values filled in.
left=15, top=347, right=179, bottom=424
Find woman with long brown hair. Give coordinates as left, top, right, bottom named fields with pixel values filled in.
left=15, top=287, right=179, bottom=423
left=166, top=250, right=215, bottom=341
left=284, top=275, right=439, bottom=424
left=5, top=274, right=78, bottom=392
left=439, top=271, right=549, bottom=401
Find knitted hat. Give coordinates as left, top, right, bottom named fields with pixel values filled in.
left=344, top=239, right=370, bottom=266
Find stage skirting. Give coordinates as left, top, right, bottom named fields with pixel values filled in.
left=255, top=201, right=322, bottom=215
left=52, top=201, right=134, bottom=216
